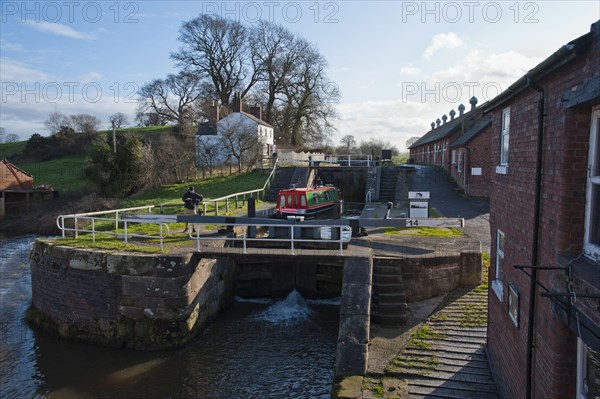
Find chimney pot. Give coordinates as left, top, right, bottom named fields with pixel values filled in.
left=449, top=109, right=456, bottom=120
left=232, top=92, right=243, bottom=113
left=436, top=118, right=441, bottom=127
left=458, top=104, right=465, bottom=116
left=470, top=96, right=478, bottom=110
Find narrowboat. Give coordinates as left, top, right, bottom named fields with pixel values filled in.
left=273, top=185, right=343, bottom=219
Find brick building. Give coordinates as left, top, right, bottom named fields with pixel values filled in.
left=0, top=158, right=33, bottom=191
left=408, top=98, right=492, bottom=197
left=486, top=20, right=600, bottom=399
left=449, top=117, right=492, bottom=197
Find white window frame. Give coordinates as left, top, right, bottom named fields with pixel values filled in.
left=492, top=229, right=505, bottom=301
left=497, top=107, right=510, bottom=174
left=577, top=338, right=600, bottom=399
left=584, top=107, right=600, bottom=261
left=452, top=150, right=457, bottom=164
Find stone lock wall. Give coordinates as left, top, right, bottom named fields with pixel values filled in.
left=401, top=250, right=482, bottom=302
left=28, top=239, right=234, bottom=349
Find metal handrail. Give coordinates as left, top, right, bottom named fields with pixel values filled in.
left=189, top=221, right=352, bottom=256
left=322, top=154, right=373, bottom=167
left=57, top=205, right=154, bottom=237
left=56, top=215, right=170, bottom=251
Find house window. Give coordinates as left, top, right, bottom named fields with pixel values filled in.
left=508, top=283, right=519, bottom=328
left=577, top=338, right=600, bottom=399
left=452, top=150, right=456, bottom=164
left=497, top=107, right=510, bottom=174
left=457, top=153, right=462, bottom=173
left=585, top=107, right=600, bottom=261
left=492, top=229, right=505, bottom=301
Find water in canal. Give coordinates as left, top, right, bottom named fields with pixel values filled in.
left=0, top=235, right=340, bottom=399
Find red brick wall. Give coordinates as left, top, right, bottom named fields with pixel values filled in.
left=488, top=30, right=599, bottom=399
left=465, top=127, right=492, bottom=197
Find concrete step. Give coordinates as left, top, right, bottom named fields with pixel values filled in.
left=376, top=301, right=408, bottom=313
left=375, top=292, right=407, bottom=303
left=372, top=311, right=408, bottom=325
left=373, top=265, right=403, bottom=274
left=372, top=283, right=405, bottom=294
left=372, top=273, right=404, bottom=284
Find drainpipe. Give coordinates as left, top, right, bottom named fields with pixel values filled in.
left=526, top=78, right=545, bottom=399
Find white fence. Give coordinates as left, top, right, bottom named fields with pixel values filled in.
left=56, top=206, right=174, bottom=250
left=188, top=221, right=352, bottom=256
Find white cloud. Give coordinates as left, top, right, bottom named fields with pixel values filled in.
left=0, top=59, right=49, bottom=82
left=79, top=72, right=103, bottom=83
left=0, top=39, right=25, bottom=52
left=430, top=50, right=543, bottom=96
left=25, top=21, right=94, bottom=40
left=399, top=66, right=420, bottom=76
left=334, top=100, right=436, bottom=151
left=424, top=33, right=464, bottom=59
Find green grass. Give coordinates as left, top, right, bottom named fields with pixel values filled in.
left=18, top=154, right=92, bottom=192
left=0, top=140, right=27, bottom=159
left=410, top=326, right=444, bottom=349
left=50, top=235, right=163, bottom=254
left=119, top=171, right=270, bottom=208
left=474, top=252, right=490, bottom=293
left=384, top=226, right=463, bottom=237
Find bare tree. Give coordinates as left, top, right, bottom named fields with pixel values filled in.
left=406, top=136, right=420, bottom=149
left=172, top=14, right=260, bottom=107
left=109, top=112, right=129, bottom=129
left=135, top=110, right=168, bottom=127
left=44, top=110, right=72, bottom=134
left=153, top=134, right=197, bottom=184
left=5, top=133, right=20, bottom=143
left=196, top=135, right=222, bottom=171
left=138, top=71, right=205, bottom=134
left=359, top=138, right=399, bottom=159
left=70, top=113, right=102, bottom=134
left=218, top=118, right=261, bottom=172
left=255, top=37, right=338, bottom=148
left=249, top=20, right=298, bottom=125
left=340, top=135, right=356, bottom=153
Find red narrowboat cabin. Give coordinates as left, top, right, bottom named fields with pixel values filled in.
left=274, top=185, right=342, bottom=219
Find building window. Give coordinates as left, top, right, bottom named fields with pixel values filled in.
left=492, top=229, right=505, bottom=301
left=585, top=107, right=600, bottom=261
left=497, top=107, right=510, bottom=174
left=452, top=150, right=456, bottom=164
left=508, top=283, right=519, bottom=328
left=457, top=153, right=462, bottom=172
left=577, top=338, right=600, bottom=399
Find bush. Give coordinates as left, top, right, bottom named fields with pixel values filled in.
left=85, top=134, right=150, bottom=196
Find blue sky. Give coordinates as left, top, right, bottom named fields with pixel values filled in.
left=1, top=1, right=599, bottom=150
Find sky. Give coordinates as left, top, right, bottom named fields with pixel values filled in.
left=1, top=1, right=599, bottom=151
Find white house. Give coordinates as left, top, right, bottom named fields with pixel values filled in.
left=196, top=94, right=274, bottom=168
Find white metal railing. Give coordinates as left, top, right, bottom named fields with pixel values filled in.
left=56, top=205, right=154, bottom=238
left=189, top=221, right=352, bottom=255
left=366, top=189, right=374, bottom=203
left=56, top=205, right=172, bottom=250
left=321, top=154, right=373, bottom=167
left=56, top=215, right=170, bottom=251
